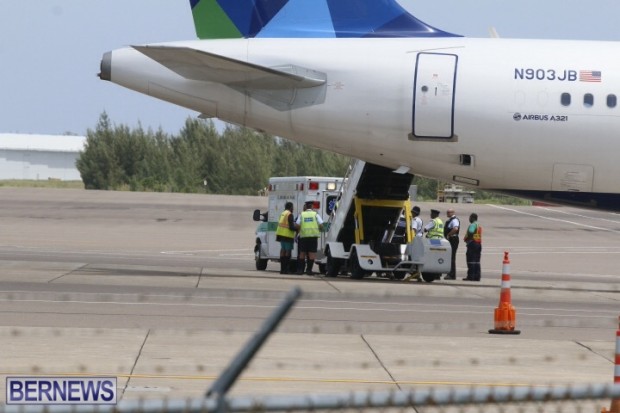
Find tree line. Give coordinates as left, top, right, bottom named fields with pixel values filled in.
left=77, top=113, right=526, bottom=204
left=76, top=114, right=352, bottom=195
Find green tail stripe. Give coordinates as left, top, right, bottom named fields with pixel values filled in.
left=192, top=0, right=243, bottom=39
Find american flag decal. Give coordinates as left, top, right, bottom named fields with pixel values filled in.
left=580, top=70, right=602, bottom=82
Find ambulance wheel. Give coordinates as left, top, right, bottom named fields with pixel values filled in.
left=255, top=258, right=268, bottom=271
left=420, top=272, right=439, bottom=283
left=325, top=251, right=340, bottom=277
left=350, top=249, right=366, bottom=279
left=254, top=244, right=268, bottom=271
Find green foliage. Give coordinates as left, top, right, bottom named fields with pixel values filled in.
left=413, top=175, right=531, bottom=205
left=77, top=113, right=351, bottom=194
left=412, top=176, right=439, bottom=200
left=473, top=191, right=531, bottom=205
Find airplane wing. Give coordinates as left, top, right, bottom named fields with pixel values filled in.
left=132, top=45, right=326, bottom=90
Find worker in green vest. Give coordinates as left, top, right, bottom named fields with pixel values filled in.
left=295, top=200, right=324, bottom=275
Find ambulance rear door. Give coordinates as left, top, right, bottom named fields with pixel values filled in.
left=320, top=190, right=340, bottom=255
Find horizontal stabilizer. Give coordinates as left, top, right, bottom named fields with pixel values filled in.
left=133, top=45, right=326, bottom=89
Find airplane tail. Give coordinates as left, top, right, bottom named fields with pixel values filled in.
left=189, top=0, right=460, bottom=39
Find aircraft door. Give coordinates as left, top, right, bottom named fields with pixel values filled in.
left=411, top=52, right=458, bottom=140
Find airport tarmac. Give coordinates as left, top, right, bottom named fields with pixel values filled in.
left=0, top=188, right=618, bottom=404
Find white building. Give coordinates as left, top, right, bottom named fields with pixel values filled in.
left=0, top=134, right=85, bottom=181
left=437, top=184, right=475, bottom=204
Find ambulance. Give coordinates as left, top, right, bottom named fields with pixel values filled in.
left=252, top=176, right=344, bottom=272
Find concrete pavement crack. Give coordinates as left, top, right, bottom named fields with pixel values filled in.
left=361, top=334, right=400, bottom=389
left=575, top=340, right=613, bottom=363
left=120, top=329, right=151, bottom=399
left=47, top=263, right=89, bottom=283
left=361, top=334, right=419, bottom=412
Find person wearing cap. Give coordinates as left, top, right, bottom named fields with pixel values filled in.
left=275, top=201, right=296, bottom=274
left=424, top=209, right=444, bottom=239
left=295, top=200, right=324, bottom=275
left=443, top=208, right=460, bottom=280
left=411, top=206, right=423, bottom=238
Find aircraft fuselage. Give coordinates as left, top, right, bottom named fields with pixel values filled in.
left=102, top=37, right=620, bottom=209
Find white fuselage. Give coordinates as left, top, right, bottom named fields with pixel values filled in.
left=105, top=37, right=620, bottom=205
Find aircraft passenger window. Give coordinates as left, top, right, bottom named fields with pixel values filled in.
left=560, top=93, right=571, bottom=106
left=584, top=93, right=594, bottom=107
left=607, top=94, right=617, bottom=108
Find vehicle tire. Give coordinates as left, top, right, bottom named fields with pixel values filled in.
left=254, top=244, right=268, bottom=271
left=392, top=271, right=407, bottom=280
left=325, top=250, right=340, bottom=277
left=350, top=249, right=366, bottom=279
left=420, top=272, right=439, bottom=283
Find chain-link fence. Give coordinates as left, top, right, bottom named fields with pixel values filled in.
left=1, top=383, right=620, bottom=413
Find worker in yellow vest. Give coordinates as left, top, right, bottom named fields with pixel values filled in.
left=424, top=209, right=444, bottom=239
left=275, top=201, right=296, bottom=274
left=295, top=200, right=324, bottom=275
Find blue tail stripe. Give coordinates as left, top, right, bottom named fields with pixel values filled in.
left=327, top=0, right=403, bottom=37
left=217, top=0, right=289, bottom=38
left=258, top=0, right=335, bottom=38
left=360, top=13, right=454, bottom=38
left=193, top=0, right=460, bottom=38
left=327, top=0, right=457, bottom=38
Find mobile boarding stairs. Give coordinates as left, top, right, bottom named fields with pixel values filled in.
left=318, top=160, right=451, bottom=281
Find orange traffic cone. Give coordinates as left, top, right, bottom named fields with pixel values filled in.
left=601, top=316, right=620, bottom=413
left=489, top=251, right=521, bottom=335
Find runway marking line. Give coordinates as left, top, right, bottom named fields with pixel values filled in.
left=160, top=248, right=251, bottom=255
left=0, top=371, right=535, bottom=387
left=0, top=290, right=616, bottom=316
left=488, top=205, right=617, bottom=232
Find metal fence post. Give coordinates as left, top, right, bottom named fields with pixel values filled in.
left=205, top=287, right=302, bottom=411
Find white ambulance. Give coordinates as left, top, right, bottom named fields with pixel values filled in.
left=252, top=176, right=344, bottom=272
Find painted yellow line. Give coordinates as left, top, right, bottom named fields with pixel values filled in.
left=0, top=372, right=537, bottom=387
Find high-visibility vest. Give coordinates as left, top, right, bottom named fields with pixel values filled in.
left=299, top=210, right=320, bottom=238
left=276, top=210, right=295, bottom=239
left=427, top=218, right=444, bottom=239
left=470, top=223, right=482, bottom=243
